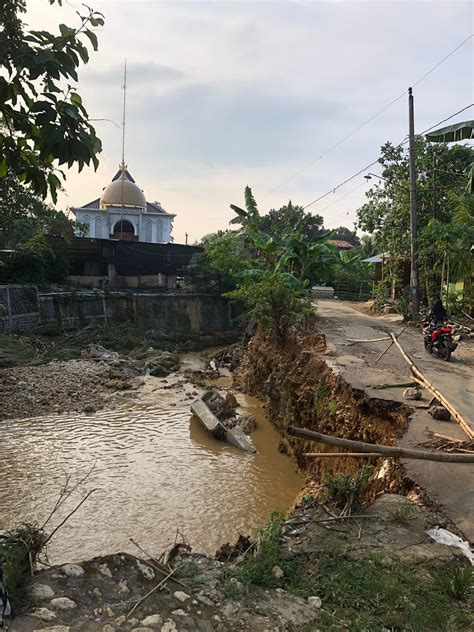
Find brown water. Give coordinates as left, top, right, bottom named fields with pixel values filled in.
left=0, top=357, right=302, bottom=563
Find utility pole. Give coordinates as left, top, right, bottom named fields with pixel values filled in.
left=408, top=87, right=420, bottom=320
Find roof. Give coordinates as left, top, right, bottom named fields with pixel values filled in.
left=75, top=164, right=173, bottom=215
left=327, top=239, right=354, bottom=250
left=426, top=120, right=474, bottom=143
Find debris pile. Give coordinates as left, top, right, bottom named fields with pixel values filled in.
left=202, top=389, right=257, bottom=435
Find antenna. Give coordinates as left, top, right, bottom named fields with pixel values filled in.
left=121, top=59, right=127, bottom=165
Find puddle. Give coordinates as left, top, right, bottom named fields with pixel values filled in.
left=0, top=361, right=302, bottom=564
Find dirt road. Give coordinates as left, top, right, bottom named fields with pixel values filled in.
left=316, top=299, right=474, bottom=540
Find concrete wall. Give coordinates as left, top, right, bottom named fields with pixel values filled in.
left=0, top=285, right=236, bottom=334
left=0, top=285, right=40, bottom=332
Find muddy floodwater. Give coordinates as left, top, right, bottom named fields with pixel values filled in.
left=0, top=356, right=302, bottom=563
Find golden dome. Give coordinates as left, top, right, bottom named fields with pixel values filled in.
left=100, top=164, right=146, bottom=208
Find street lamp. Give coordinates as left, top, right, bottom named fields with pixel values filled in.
left=364, top=173, right=388, bottom=182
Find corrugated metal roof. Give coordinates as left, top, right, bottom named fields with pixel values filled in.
left=79, top=198, right=100, bottom=209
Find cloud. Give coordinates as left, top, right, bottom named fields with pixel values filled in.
left=26, top=0, right=474, bottom=243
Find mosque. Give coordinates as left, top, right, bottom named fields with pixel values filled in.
left=71, top=162, right=175, bottom=243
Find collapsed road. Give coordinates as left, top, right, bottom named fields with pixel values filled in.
left=316, top=299, right=474, bottom=539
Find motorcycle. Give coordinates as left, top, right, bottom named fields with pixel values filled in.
left=421, top=317, right=458, bottom=361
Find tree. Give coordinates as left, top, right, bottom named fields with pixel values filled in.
left=0, top=0, right=104, bottom=201
left=260, top=201, right=324, bottom=242
left=0, top=172, right=78, bottom=284
left=357, top=138, right=472, bottom=304
left=329, top=226, right=360, bottom=247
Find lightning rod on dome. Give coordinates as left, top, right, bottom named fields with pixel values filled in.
left=121, top=59, right=127, bottom=169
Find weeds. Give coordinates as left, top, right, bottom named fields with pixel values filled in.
left=323, top=465, right=373, bottom=513
left=436, top=566, right=473, bottom=602
left=389, top=500, right=418, bottom=524
left=327, top=400, right=338, bottom=416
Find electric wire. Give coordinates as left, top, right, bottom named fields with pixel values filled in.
left=303, top=103, right=474, bottom=210
left=267, top=33, right=473, bottom=195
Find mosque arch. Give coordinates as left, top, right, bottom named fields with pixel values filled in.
left=156, top=219, right=163, bottom=242
left=94, top=217, right=102, bottom=238
left=81, top=215, right=91, bottom=237
left=145, top=220, right=152, bottom=242
left=113, top=220, right=135, bottom=236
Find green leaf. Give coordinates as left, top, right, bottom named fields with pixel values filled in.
left=70, top=92, right=82, bottom=106
left=83, top=29, right=98, bottom=51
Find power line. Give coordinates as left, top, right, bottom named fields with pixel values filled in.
left=267, top=33, right=473, bottom=195
left=303, top=103, right=474, bottom=210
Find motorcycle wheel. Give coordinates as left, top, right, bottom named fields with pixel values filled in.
left=438, top=340, right=451, bottom=362
left=423, top=338, right=432, bottom=353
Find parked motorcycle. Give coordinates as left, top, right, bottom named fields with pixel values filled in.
left=421, top=317, right=458, bottom=361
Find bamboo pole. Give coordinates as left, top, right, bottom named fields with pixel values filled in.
left=374, top=327, right=406, bottom=363
left=347, top=336, right=391, bottom=343
left=287, top=426, right=474, bottom=463
left=304, top=452, right=382, bottom=458
left=388, top=332, right=473, bottom=439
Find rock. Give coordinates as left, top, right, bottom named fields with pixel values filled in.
left=102, top=625, right=115, bottom=632
left=115, top=615, right=127, bottom=624
left=84, top=404, right=96, bottom=414
left=82, top=343, right=119, bottom=363
left=147, top=364, right=170, bottom=377
left=137, top=560, right=155, bottom=580
left=429, top=406, right=451, bottom=421
left=403, top=387, right=422, bottom=401
left=118, top=579, right=130, bottom=593
left=225, top=392, right=238, bottom=408
left=197, top=593, right=214, bottom=607
left=98, top=562, right=113, bottom=577
left=50, top=597, right=77, bottom=610
left=278, top=440, right=289, bottom=454
left=61, top=563, right=84, bottom=577
left=132, top=628, right=154, bottom=632
left=236, top=413, right=257, bottom=434
left=93, top=587, right=102, bottom=599
left=31, top=607, right=57, bottom=621
left=171, top=609, right=187, bottom=617
left=161, top=622, right=178, bottom=632
left=174, top=590, right=190, bottom=602
left=141, top=613, right=162, bottom=626
left=37, top=627, right=70, bottom=632
left=272, top=565, right=284, bottom=579
left=308, top=596, right=322, bottom=609
left=31, top=584, right=55, bottom=601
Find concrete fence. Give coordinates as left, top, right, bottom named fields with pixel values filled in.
left=0, top=285, right=237, bottom=334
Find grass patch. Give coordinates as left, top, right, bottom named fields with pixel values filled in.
left=0, top=333, right=42, bottom=366
left=228, top=514, right=473, bottom=631
left=323, top=466, right=373, bottom=512
left=0, top=324, right=238, bottom=367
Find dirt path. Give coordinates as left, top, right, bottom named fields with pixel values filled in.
left=316, top=299, right=474, bottom=540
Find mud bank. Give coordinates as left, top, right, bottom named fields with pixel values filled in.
left=236, top=330, right=420, bottom=501
left=11, top=494, right=474, bottom=631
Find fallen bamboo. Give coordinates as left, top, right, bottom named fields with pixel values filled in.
left=388, top=332, right=473, bottom=440
left=347, top=336, right=391, bottom=343
left=370, top=381, right=416, bottom=390
left=287, top=426, right=474, bottom=463
left=304, top=452, right=382, bottom=458
left=374, top=327, right=406, bottom=363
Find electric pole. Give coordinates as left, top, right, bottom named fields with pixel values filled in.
left=408, top=87, right=420, bottom=320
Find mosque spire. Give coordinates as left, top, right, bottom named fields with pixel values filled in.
left=120, top=59, right=127, bottom=170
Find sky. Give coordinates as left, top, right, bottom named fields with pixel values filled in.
left=25, top=0, right=473, bottom=244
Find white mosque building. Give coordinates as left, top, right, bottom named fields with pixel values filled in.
left=71, top=162, right=175, bottom=243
